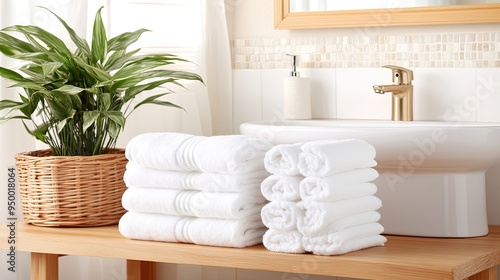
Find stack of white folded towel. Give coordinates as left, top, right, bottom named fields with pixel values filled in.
left=119, top=132, right=273, bottom=248
left=260, top=139, right=387, bottom=256
left=261, top=143, right=305, bottom=253
left=297, top=139, right=387, bottom=255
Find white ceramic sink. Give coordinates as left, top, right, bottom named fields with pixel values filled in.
left=241, top=119, right=500, bottom=237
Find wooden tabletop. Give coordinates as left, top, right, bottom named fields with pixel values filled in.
left=2, top=223, right=499, bottom=280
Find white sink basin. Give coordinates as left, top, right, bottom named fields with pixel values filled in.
left=241, top=119, right=500, bottom=237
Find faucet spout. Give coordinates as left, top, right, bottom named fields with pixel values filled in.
left=373, top=84, right=410, bottom=94
left=373, top=65, right=414, bottom=121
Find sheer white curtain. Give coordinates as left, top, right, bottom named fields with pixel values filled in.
left=0, top=0, right=232, bottom=279
left=200, top=0, right=233, bottom=136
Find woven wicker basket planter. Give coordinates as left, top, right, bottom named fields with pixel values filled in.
left=15, top=149, right=128, bottom=227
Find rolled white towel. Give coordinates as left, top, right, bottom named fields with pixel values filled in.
left=263, top=229, right=305, bottom=254
left=298, top=139, right=377, bottom=177
left=119, top=211, right=265, bottom=248
left=124, top=162, right=269, bottom=192
left=297, top=196, right=382, bottom=234
left=125, top=132, right=273, bottom=174
left=300, top=167, right=379, bottom=187
left=300, top=180, right=377, bottom=202
left=264, top=143, right=303, bottom=176
left=122, top=188, right=265, bottom=219
left=297, top=211, right=381, bottom=235
left=261, top=200, right=300, bottom=231
left=260, top=175, right=303, bottom=201
left=302, top=222, right=386, bottom=255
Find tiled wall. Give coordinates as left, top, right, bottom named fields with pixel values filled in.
left=231, top=32, right=500, bottom=69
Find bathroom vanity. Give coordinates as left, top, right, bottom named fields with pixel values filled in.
left=2, top=224, right=499, bottom=280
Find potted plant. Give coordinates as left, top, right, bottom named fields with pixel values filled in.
left=0, top=7, right=203, bottom=226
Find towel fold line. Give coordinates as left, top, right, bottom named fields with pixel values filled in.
left=122, top=188, right=266, bottom=220
left=124, top=162, right=269, bottom=192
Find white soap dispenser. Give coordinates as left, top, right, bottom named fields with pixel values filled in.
left=283, top=54, right=311, bottom=120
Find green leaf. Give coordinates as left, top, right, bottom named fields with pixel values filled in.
left=18, top=92, right=40, bottom=117
left=103, top=111, right=125, bottom=127
left=91, top=7, right=107, bottom=63
left=45, top=96, right=72, bottom=120
left=56, top=112, right=75, bottom=133
left=82, top=111, right=100, bottom=132
left=0, top=32, right=39, bottom=56
left=123, top=78, right=176, bottom=103
left=54, top=85, right=84, bottom=95
left=23, top=121, right=48, bottom=143
left=4, top=25, right=72, bottom=57
left=107, top=120, right=120, bottom=139
left=0, top=99, right=29, bottom=121
left=133, top=93, right=183, bottom=111
left=12, top=52, right=49, bottom=61
left=108, top=28, right=149, bottom=52
left=99, top=92, right=111, bottom=111
left=0, top=66, right=26, bottom=82
left=0, top=99, right=24, bottom=111
left=103, top=48, right=140, bottom=71
left=0, top=115, right=30, bottom=123
left=112, top=60, right=170, bottom=81
left=39, top=6, right=91, bottom=57
left=10, top=81, right=46, bottom=92
left=41, top=62, right=63, bottom=78
left=73, top=57, right=112, bottom=81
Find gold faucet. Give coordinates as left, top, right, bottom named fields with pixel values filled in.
left=373, top=65, right=414, bottom=121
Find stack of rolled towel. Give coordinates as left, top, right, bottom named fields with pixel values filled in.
left=261, top=139, right=387, bottom=256
left=119, top=132, right=273, bottom=248
left=297, top=139, right=386, bottom=255
left=261, top=143, right=305, bottom=253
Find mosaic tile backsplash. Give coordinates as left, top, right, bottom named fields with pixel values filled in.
left=231, top=32, right=500, bottom=69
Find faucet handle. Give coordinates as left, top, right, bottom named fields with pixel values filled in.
left=383, top=65, right=413, bottom=85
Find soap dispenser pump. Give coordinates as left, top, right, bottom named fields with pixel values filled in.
left=283, top=54, right=311, bottom=120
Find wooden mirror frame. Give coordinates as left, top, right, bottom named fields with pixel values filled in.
left=274, top=0, right=500, bottom=29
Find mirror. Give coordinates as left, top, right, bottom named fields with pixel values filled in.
left=289, top=0, right=500, bottom=12
left=275, top=0, right=500, bottom=29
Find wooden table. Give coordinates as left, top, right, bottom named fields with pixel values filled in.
left=1, top=223, right=499, bottom=280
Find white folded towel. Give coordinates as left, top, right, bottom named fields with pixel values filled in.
left=298, top=211, right=381, bottom=235
left=260, top=175, right=303, bottom=201
left=122, top=188, right=265, bottom=219
left=125, top=132, right=273, bottom=174
left=263, top=229, right=305, bottom=254
left=261, top=200, right=300, bottom=231
left=298, top=139, right=377, bottom=177
left=297, top=196, right=382, bottom=234
left=124, top=162, right=269, bottom=192
left=119, top=211, right=265, bottom=248
left=300, top=180, right=377, bottom=202
left=264, top=143, right=303, bottom=176
left=302, top=222, right=386, bottom=255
